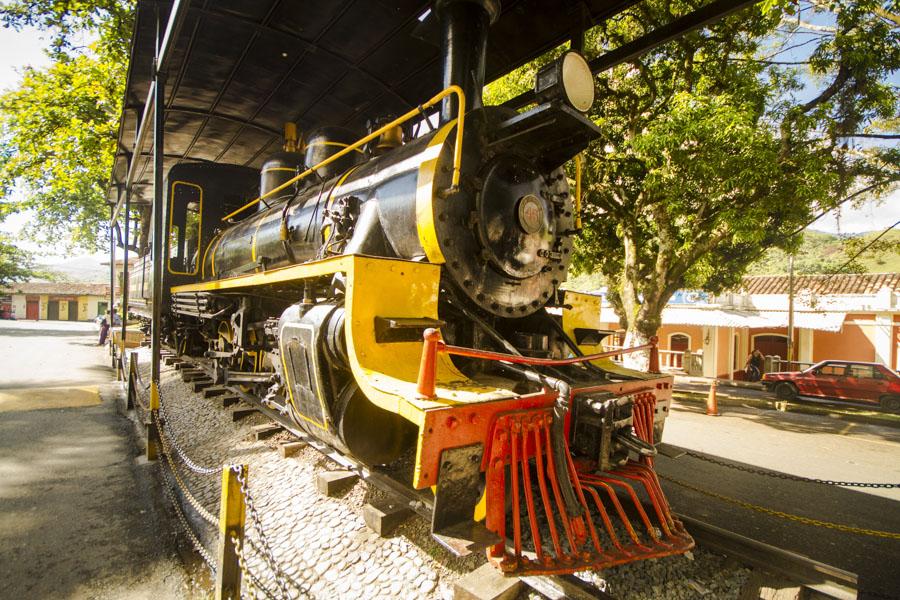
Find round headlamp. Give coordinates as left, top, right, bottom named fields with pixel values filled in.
left=534, top=51, right=595, bottom=113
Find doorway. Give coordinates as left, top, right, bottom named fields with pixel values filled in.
left=753, top=334, right=787, bottom=358
left=68, top=301, right=79, bottom=321
left=26, top=299, right=39, bottom=320
left=47, top=300, right=60, bottom=320
left=669, top=333, right=690, bottom=368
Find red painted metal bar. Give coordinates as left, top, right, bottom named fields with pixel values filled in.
left=416, top=328, right=660, bottom=398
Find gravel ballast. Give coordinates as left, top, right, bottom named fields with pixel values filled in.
left=129, top=349, right=751, bottom=599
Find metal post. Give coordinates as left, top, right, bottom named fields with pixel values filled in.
left=148, top=51, right=166, bottom=461
left=787, top=254, right=795, bottom=367
left=216, top=465, right=247, bottom=600
left=121, top=189, right=130, bottom=365
left=109, top=204, right=116, bottom=367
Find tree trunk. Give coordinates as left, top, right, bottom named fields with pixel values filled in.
left=622, top=328, right=650, bottom=370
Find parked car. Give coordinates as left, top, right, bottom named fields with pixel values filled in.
left=762, top=360, right=900, bottom=412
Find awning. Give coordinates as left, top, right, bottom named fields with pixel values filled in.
left=660, top=307, right=846, bottom=332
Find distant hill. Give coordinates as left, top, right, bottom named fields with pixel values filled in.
left=33, top=253, right=109, bottom=283
left=564, top=228, right=899, bottom=292
left=747, top=229, right=900, bottom=275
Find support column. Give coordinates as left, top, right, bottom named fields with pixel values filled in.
left=798, top=328, right=814, bottom=365
left=702, top=326, right=718, bottom=379
left=728, top=326, right=735, bottom=381
left=148, top=57, right=166, bottom=462
left=874, top=313, right=892, bottom=367
left=121, top=189, right=130, bottom=357
left=109, top=203, right=116, bottom=367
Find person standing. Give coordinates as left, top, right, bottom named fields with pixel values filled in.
left=98, top=312, right=110, bottom=346
left=745, top=348, right=764, bottom=381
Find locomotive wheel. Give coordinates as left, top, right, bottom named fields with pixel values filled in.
left=336, top=382, right=417, bottom=467
left=775, top=382, right=798, bottom=401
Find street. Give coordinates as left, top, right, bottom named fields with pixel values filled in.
left=659, top=398, right=900, bottom=598
left=0, top=320, right=189, bottom=599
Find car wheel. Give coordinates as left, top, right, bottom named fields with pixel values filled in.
left=775, top=382, right=798, bottom=401
left=880, top=395, right=900, bottom=413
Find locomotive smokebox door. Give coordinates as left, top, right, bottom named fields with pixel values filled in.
left=280, top=322, right=327, bottom=427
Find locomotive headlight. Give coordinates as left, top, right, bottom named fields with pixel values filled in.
left=534, top=51, right=595, bottom=113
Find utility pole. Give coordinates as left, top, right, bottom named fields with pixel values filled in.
left=787, top=254, right=795, bottom=367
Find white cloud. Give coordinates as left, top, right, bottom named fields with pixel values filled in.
left=809, top=189, right=900, bottom=235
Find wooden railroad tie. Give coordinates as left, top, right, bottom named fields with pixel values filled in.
left=362, top=496, right=412, bottom=537
left=250, top=423, right=282, bottom=441
left=192, top=379, right=214, bottom=392
left=215, top=395, right=240, bottom=408
left=231, top=406, right=258, bottom=422
left=316, top=470, right=359, bottom=497
left=164, top=357, right=179, bottom=366
left=453, top=563, right=523, bottom=600
left=180, top=370, right=206, bottom=382
left=278, top=441, right=307, bottom=458
left=202, top=386, right=229, bottom=398
left=172, top=362, right=190, bottom=370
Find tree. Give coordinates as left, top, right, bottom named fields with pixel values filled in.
left=0, top=235, right=35, bottom=286
left=0, top=0, right=133, bottom=252
left=490, top=0, right=899, bottom=366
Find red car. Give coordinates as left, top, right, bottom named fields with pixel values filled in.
left=762, top=360, right=900, bottom=412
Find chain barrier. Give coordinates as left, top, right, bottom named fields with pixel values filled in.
left=234, top=467, right=303, bottom=599
left=155, top=412, right=219, bottom=526
left=156, top=399, right=224, bottom=476
left=161, top=466, right=218, bottom=573
left=145, top=356, right=310, bottom=598
left=660, top=474, right=900, bottom=540
left=684, top=450, right=900, bottom=489
left=131, top=354, right=152, bottom=392
left=232, top=535, right=282, bottom=600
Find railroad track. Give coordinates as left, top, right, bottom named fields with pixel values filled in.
left=151, top=350, right=859, bottom=600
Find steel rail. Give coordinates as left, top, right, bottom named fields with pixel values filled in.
left=678, top=514, right=858, bottom=600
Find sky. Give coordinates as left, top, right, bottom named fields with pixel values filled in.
left=0, top=20, right=897, bottom=263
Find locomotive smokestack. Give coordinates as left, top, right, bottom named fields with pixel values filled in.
left=436, top=0, right=500, bottom=124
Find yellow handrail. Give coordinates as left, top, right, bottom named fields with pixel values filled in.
left=222, top=85, right=467, bottom=222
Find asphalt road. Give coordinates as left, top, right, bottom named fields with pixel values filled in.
left=658, top=398, right=900, bottom=599
left=0, top=320, right=189, bottom=599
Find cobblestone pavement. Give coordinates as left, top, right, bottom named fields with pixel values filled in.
left=131, top=348, right=752, bottom=599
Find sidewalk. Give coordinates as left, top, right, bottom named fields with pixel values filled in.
left=672, top=374, right=900, bottom=428
left=0, top=320, right=194, bottom=599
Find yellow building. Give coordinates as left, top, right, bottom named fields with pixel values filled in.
left=1, top=282, right=110, bottom=322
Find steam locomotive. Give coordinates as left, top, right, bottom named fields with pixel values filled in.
left=129, top=0, right=693, bottom=575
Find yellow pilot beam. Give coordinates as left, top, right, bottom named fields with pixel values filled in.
left=222, top=85, right=466, bottom=222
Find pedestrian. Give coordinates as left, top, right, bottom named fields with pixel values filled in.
left=98, top=312, right=110, bottom=346
left=744, top=348, right=764, bottom=381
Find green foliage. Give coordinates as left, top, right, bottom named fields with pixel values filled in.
left=0, top=0, right=132, bottom=251
left=489, top=0, right=900, bottom=337
left=0, top=234, right=34, bottom=285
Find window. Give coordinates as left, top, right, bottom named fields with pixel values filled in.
left=815, top=364, right=847, bottom=377
left=168, top=182, right=203, bottom=275
left=848, top=364, right=876, bottom=379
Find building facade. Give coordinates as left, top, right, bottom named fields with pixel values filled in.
left=1, top=282, right=111, bottom=322
left=588, top=273, right=900, bottom=378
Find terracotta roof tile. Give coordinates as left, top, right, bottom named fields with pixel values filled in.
left=1, top=281, right=111, bottom=296
left=740, top=273, right=900, bottom=296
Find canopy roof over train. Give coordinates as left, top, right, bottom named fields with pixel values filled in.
left=107, top=0, right=755, bottom=216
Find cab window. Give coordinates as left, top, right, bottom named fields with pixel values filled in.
left=848, top=364, right=875, bottom=379
left=168, top=182, right=202, bottom=275
left=815, top=364, right=846, bottom=377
